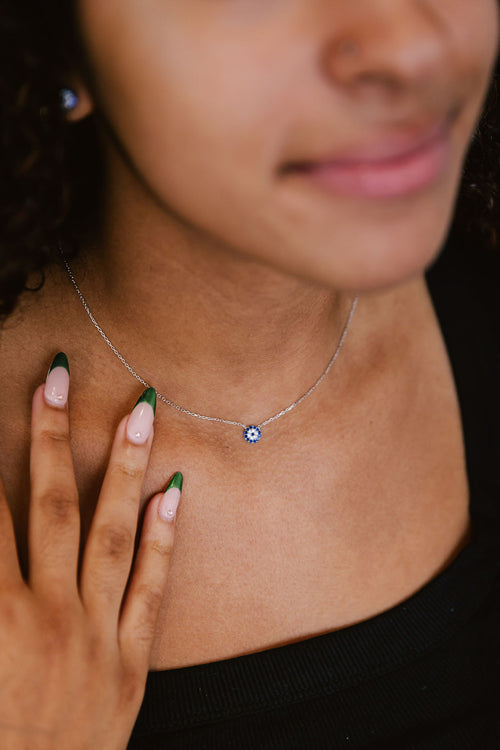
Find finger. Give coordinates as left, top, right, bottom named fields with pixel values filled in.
left=0, top=472, right=24, bottom=587
left=80, top=388, right=156, bottom=631
left=29, top=354, right=80, bottom=598
left=119, top=473, right=183, bottom=670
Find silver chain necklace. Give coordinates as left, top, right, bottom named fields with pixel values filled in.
left=62, top=255, right=358, bottom=444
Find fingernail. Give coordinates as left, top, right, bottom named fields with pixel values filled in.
left=44, top=352, right=70, bottom=408
left=126, top=387, right=156, bottom=445
left=159, top=472, right=183, bottom=522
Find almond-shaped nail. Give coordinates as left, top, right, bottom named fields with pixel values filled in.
left=159, top=472, right=183, bottom=522
left=126, top=387, right=156, bottom=445
left=44, top=352, right=70, bottom=408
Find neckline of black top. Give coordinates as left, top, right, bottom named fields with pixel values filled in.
left=133, top=232, right=500, bottom=735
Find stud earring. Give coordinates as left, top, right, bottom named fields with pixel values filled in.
left=59, top=88, right=79, bottom=113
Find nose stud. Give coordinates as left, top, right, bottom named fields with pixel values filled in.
left=337, top=39, right=360, bottom=57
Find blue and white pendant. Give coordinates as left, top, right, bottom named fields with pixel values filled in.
left=244, top=425, right=262, bottom=444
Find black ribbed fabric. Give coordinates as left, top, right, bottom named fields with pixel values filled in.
left=128, top=232, right=500, bottom=750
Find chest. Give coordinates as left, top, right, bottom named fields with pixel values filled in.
left=139, top=389, right=470, bottom=669
left=0, top=324, right=471, bottom=671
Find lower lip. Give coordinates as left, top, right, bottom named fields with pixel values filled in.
left=293, top=131, right=451, bottom=199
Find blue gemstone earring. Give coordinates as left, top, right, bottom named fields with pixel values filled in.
left=59, top=88, right=79, bottom=113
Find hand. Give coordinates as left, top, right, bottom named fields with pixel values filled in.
left=0, top=354, right=181, bottom=750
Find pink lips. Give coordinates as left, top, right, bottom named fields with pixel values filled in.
left=288, top=120, right=452, bottom=199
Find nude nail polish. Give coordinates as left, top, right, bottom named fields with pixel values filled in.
left=44, top=352, right=70, bottom=408
left=126, top=387, right=156, bottom=445
left=159, top=472, right=183, bottom=522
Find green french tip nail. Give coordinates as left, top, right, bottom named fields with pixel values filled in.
left=134, top=386, right=157, bottom=415
left=48, top=352, right=70, bottom=375
left=166, top=472, right=183, bottom=492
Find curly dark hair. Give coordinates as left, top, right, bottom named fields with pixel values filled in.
left=1, top=1, right=499, bottom=320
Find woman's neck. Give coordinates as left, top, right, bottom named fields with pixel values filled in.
left=70, top=204, right=358, bottom=427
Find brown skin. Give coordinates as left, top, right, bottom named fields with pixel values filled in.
left=0, top=0, right=498, bottom=744
left=0, top=277, right=471, bottom=673
left=0, top=388, right=176, bottom=749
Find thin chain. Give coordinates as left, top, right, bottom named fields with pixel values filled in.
left=62, top=254, right=358, bottom=431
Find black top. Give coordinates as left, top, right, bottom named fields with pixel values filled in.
left=128, top=232, right=500, bottom=750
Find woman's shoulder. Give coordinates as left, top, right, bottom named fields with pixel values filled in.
left=0, top=283, right=59, bottom=417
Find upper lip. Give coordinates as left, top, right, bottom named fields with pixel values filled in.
left=288, top=110, right=456, bottom=169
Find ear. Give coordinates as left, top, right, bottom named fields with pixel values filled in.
left=63, top=77, right=94, bottom=122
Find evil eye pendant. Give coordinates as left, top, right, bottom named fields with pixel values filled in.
left=244, top=426, right=262, bottom=444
